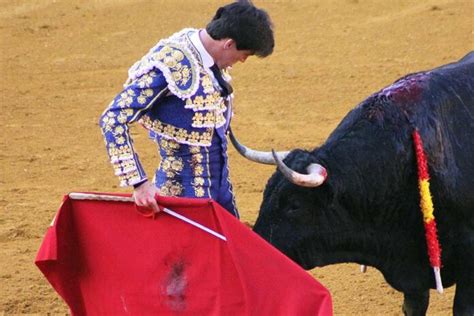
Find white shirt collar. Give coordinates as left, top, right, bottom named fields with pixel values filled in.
left=190, top=29, right=214, bottom=68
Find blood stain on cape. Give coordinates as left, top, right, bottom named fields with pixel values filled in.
left=161, top=259, right=188, bottom=312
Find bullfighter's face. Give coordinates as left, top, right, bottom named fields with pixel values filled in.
left=216, top=39, right=253, bottom=68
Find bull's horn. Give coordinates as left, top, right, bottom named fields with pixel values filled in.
left=272, top=149, right=327, bottom=187
left=229, top=128, right=289, bottom=165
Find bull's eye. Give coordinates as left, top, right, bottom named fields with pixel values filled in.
left=286, top=199, right=309, bottom=220
left=287, top=208, right=301, bottom=218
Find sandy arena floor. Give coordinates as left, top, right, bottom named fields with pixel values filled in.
left=1, top=0, right=472, bottom=314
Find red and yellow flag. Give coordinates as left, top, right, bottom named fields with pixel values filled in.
left=412, top=129, right=443, bottom=293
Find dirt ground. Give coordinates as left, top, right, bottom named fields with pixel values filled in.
left=1, top=0, right=472, bottom=314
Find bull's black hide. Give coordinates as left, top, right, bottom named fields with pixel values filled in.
left=254, top=52, right=474, bottom=316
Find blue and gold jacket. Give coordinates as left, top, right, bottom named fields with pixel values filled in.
left=100, top=29, right=238, bottom=215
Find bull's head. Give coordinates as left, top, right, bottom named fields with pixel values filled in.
left=230, top=130, right=329, bottom=268
left=255, top=149, right=334, bottom=269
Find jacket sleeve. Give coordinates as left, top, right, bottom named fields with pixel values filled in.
left=99, top=70, right=168, bottom=187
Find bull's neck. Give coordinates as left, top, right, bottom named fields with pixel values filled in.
left=306, top=222, right=430, bottom=292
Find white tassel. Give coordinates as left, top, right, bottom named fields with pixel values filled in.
left=433, top=267, right=443, bottom=294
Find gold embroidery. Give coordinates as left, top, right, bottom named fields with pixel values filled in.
left=191, top=111, right=218, bottom=128
left=124, top=109, right=134, bottom=116
left=215, top=112, right=226, bottom=127
left=139, top=115, right=213, bottom=146
left=185, top=91, right=222, bottom=111
left=116, top=136, right=125, bottom=145
left=194, top=96, right=205, bottom=108
left=157, top=137, right=184, bottom=195
left=120, top=160, right=136, bottom=171
left=172, top=71, right=182, bottom=82
left=201, top=74, right=214, bottom=94
left=108, top=143, right=133, bottom=160
left=171, top=159, right=183, bottom=171
left=189, top=146, right=200, bottom=154
left=192, top=113, right=204, bottom=126
left=107, top=78, right=157, bottom=129
left=192, top=153, right=203, bottom=164
left=194, top=177, right=205, bottom=186
left=172, top=50, right=184, bottom=61
left=119, top=170, right=142, bottom=187
left=107, top=143, right=142, bottom=186
left=203, top=112, right=214, bottom=126
left=114, top=126, right=124, bottom=134
left=164, top=125, right=175, bottom=135
left=136, top=71, right=157, bottom=88
left=117, top=112, right=128, bottom=124
left=194, top=164, right=204, bottom=175
left=117, top=89, right=136, bottom=108
left=181, top=67, right=191, bottom=84
left=195, top=187, right=205, bottom=197
left=159, top=180, right=184, bottom=197
left=150, top=44, right=192, bottom=89
left=137, top=96, right=146, bottom=104
left=101, top=115, right=116, bottom=133
left=160, top=138, right=181, bottom=155
left=204, top=92, right=221, bottom=108
left=161, top=156, right=183, bottom=177
left=185, top=98, right=193, bottom=108
left=175, top=129, right=188, bottom=143
left=190, top=147, right=206, bottom=197
left=164, top=56, right=178, bottom=68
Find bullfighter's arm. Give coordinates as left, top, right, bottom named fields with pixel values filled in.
left=99, top=71, right=168, bottom=187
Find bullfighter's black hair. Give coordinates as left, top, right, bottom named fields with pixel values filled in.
left=206, top=1, right=274, bottom=57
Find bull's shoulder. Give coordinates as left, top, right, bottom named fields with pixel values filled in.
left=457, top=51, right=474, bottom=64
left=430, top=51, right=474, bottom=78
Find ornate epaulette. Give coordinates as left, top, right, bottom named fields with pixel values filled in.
left=125, top=28, right=201, bottom=99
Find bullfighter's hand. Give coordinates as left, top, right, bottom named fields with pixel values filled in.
left=133, top=180, right=161, bottom=214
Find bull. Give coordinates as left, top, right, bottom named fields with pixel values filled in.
left=231, top=52, right=474, bottom=315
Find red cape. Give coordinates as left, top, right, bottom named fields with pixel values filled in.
left=36, top=193, right=332, bottom=315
